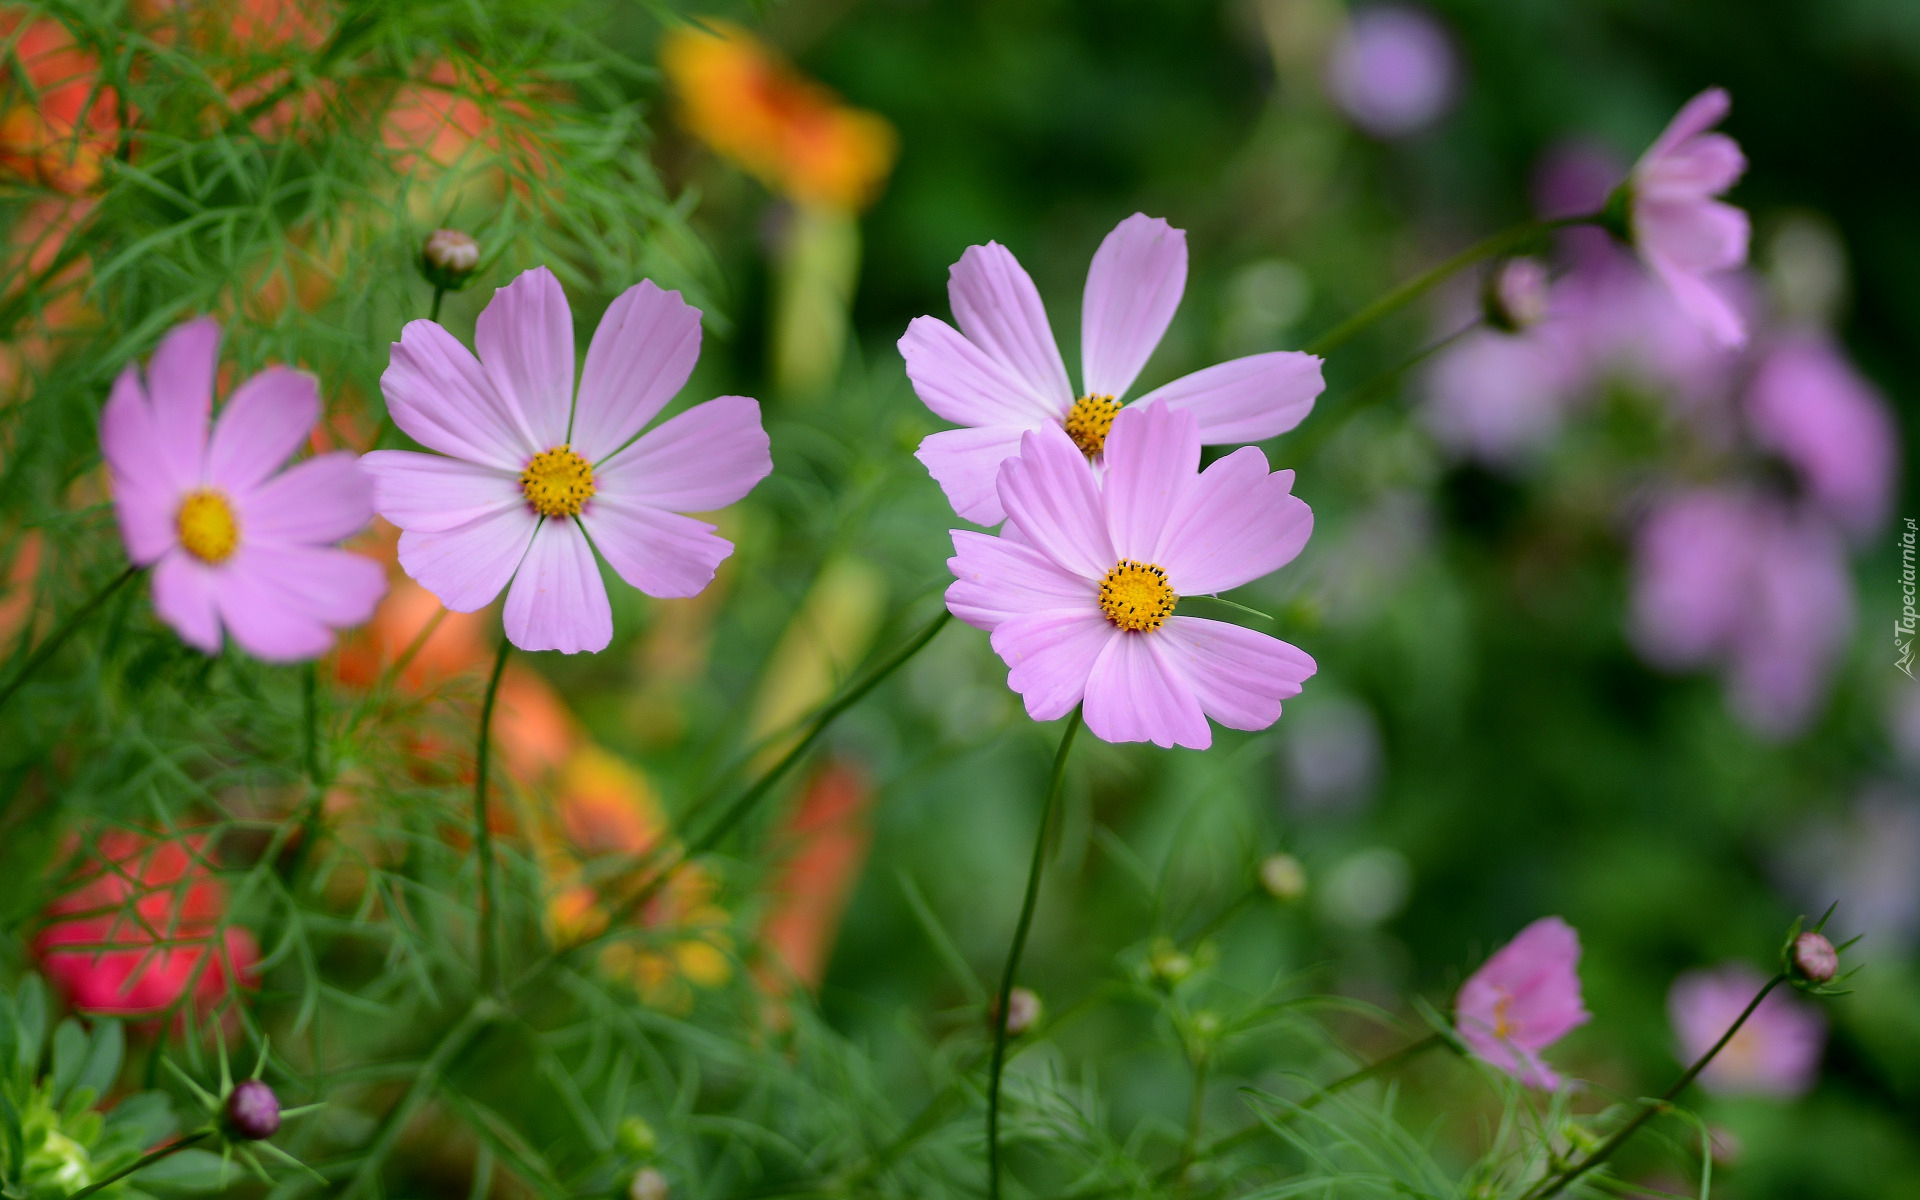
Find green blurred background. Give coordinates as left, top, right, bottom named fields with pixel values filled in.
left=623, top=0, right=1920, bottom=1192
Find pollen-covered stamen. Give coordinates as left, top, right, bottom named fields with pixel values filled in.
left=1097, top=559, right=1176, bottom=633
left=521, top=444, right=596, bottom=517
left=1064, top=393, right=1121, bottom=457
left=176, top=489, right=239, bottom=564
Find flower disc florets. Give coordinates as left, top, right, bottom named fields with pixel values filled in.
left=1064, top=393, right=1121, bottom=457
left=176, top=489, right=239, bottom=564
left=1098, top=560, right=1175, bottom=632
left=521, top=445, right=596, bottom=517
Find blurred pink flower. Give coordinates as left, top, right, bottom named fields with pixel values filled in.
left=363, top=268, right=771, bottom=654
left=945, top=402, right=1316, bottom=749
left=101, top=317, right=385, bottom=660
left=1455, top=916, right=1590, bottom=1089
left=1325, top=5, right=1457, bottom=139
left=1746, top=334, right=1898, bottom=539
left=1422, top=326, right=1575, bottom=465
left=1669, top=964, right=1824, bottom=1097
left=1552, top=246, right=1739, bottom=405
left=1630, top=488, right=1853, bottom=739
left=904, top=213, right=1324, bottom=525
left=1627, top=88, right=1751, bottom=348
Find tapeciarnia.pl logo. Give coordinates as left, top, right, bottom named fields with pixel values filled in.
left=1899, top=517, right=1917, bottom=678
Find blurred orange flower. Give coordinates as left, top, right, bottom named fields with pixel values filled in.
left=756, top=758, right=874, bottom=995
left=661, top=20, right=896, bottom=213
left=0, top=10, right=120, bottom=193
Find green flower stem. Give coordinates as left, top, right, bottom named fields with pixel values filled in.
left=0, top=563, right=141, bottom=714
left=1521, top=973, right=1788, bottom=1200
left=66, top=1130, right=211, bottom=1200
left=1300, top=216, right=1587, bottom=360
left=430, top=285, right=447, bottom=323
left=987, top=706, right=1083, bottom=1200
left=567, top=609, right=954, bottom=958
left=340, top=999, right=498, bottom=1200
left=474, top=638, right=513, bottom=997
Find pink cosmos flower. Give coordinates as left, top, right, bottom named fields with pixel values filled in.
left=1629, top=488, right=1853, bottom=739
left=1422, top=325, right=1576, bottom=465
left=945, top=402, right=1316, bottom=750
left=1668, top=964, right=1825, bottom=1097
left=1454, top=916, right=1590, bottom=1089
left=1745, top=334, right=1898, bottom=539
left=1627, top=88, right=1751, bottom=348
left=100, top=317, right=385, bottom=660
left=903, top=213, right=1325, bottom=525
left=362, top=268, right=772, bottom=654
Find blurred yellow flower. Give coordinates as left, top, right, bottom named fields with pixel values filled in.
left=661, top=20, right=897, bottom=213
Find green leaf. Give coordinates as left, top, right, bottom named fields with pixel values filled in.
left=13, top=979, right=46, bottom=1078
left=133, top=1149, right=227, bottom=1192
left=77, top=1023, right=124, bottom=1101
left=0, top=1086, right=23, bottom=1188
left=51, top=1020, right=87, bottom=1101
left=0, top=992, right=16, bottom=1086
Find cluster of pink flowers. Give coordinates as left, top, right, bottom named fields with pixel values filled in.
left=906, top=214, right=1323, bottom=748
left=100, top=270, right=771, bottom=661
left=1421, top=90, right=1895, bottom=739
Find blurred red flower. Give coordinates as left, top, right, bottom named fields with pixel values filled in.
left=35, top=830, right=259, bottom=1020
left=0, top=9, right=121, bottom=193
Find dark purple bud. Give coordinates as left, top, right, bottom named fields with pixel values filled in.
left=224, top=1079, right=281, bottom=1141
left=1790, top=931, right=1838, bottom=984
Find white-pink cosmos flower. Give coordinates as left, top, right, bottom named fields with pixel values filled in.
left=903, top=213, right=1325, bottom=526
left=1455, top=916, right=1590, bottom=1090
left=946, top=402, right=1316, bottom=749
left=1627, top=87, right=1750, bottom=348
left=100, top=317, right=385, bottom=660
left=362, top=268, right=772, bottom=654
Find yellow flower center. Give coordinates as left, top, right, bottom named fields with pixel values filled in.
left=176, top=489, right=239, bottom=564
left=1492, top=993, right=1515, bottom=1040
left=521, top=444, right=596, bottom=517
left=1098, top=559, right=1176, bottom=633
left=1064, top=393, right=1121, bottom=457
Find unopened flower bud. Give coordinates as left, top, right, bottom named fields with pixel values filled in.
left=1191, top=1011, right=1221, bottom=1040
left=223, top=1079, right=281, bottom=1141
left=1790, top=931, right=1838, bottom=984
left=1484, top=257, right=1550, bottom=333
left=994, top=986, right=1042, bottom=1037
left=1148, top=937, right=1194, bottom=985
left=1259, top=853, right=1307, bottom=903
left=421, top=229, right=480, bottom=290
left=629, top=1167, right=669, bottom=1200
left=1709, top=1125, right=1743, bottom=1169
left=617, top=1115, right=658, bottom=1158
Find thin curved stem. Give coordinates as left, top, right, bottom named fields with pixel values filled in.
left=66, top=1130, right=210, bottom=1200
left=1300, top=216, right=1586, bottom=359
left=0, top=563, right=140, bottom=714
left=430, top=285, right=447, bottom=323
left=474, top=638, right=512, bottom=996
left=576, top=609, right=954, bottom=952
left=1521, top=974, right=1787, bottom=1200
left=987, top=706, right=1083, bottom=1200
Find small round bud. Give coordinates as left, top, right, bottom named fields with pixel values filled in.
left=1191, top=1011, right=1222, bottom=1040
left=1790, top=931, right=1838, bottom=984
left=1259, top=853, right=1307, bottom=903
left=617, top=1116, right=658, bottom=1158
left=421, top=229, right=480, bottom=290
left=1709, top=1125, right=1743, bottom=1169
left=994, top=987, right=1042, bottom=1037
left=1484, top=257, right=1550, bottom=333
left=629, top=1168, right=669, bottom=1200
left=223, top=1079, right=281, bottom=1141
left=1148, top=937, right=1194, bottom=985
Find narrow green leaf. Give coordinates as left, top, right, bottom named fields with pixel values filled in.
left=78, top=1021, right=125, bottom=1099
left=14, top=978, right=46, bottom=1077
left=52, top=1018, right=89, bottom=1100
